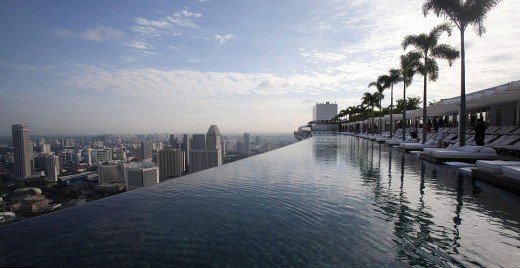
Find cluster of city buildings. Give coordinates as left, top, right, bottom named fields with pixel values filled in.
left=0, top=124, right=291, bottom=222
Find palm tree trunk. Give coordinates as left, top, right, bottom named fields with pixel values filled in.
left=372, top=105, right=375, bottom=136
left=422, top=56, right=428, bottom=144
left=459, top=29, right=466, bottom=146
left=379, top=99, right=382, bottom=135
left=390, top=85, right=393, bottom=138
left=402, top=82, right=406, bottom=141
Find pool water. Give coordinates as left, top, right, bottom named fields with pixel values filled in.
left=1, top=135, right=519, bottom=267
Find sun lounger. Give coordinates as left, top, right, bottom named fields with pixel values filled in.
left=397, top=140, right=437, bottom=152
left=421, top=145, right=497, bottom=163
left=502, top=166, right=520, bottom=182
left=485, top=126, right=502, bottom=134
left=431, top=146, right=496, bottom=158
left=496, top=126, right=518, bottom=134
left=476, top=160, right=520, bottom=174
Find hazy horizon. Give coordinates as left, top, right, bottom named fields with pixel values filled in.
left=1, top=0, right=519, bottom=136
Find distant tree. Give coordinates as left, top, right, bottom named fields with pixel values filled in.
left=423, top=0, right=502, bottom=145
left=402, top=23, right=459, bottom=143
left=395, top=97, right=422, bottom=114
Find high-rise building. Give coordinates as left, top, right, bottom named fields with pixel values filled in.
left=313, top=102, right=338, bottom=123
left=124, top=162, right=159, bottom=191
left=42, top=155, right=60, bottom=181
left=192, top=134, right=206, bottom=150
left=12, top=124, right=33, bottom=179
left=141, top=142, right=153, bottom=162
left=181, top=134, right=190, bottom=172
left=242, top=133, right=250, bottom=155
left=189, top=125, right=222, bottom=173
left=40, top=144, right=51, bottom=154
left=83, top=149, right=92, bottom=165
left=98, top=163, right=124, bottom=184
left=169, top=134, right=178, bottom=148
left=206, top=125, right=221, bottom=150
left=158, top=148, right=184, bottom=179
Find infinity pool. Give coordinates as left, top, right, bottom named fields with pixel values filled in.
left=1, top=135, right=519, bottom=267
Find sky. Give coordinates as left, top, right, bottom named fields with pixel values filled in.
left=1, top=0, right=519, bottom=136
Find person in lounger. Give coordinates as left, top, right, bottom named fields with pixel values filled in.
left=434, top=125, right=445, bottom=147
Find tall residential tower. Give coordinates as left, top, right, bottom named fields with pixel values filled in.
left=12, top=124, right=33, bottom=179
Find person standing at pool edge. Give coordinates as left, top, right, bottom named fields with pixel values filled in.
left=474, top=118, right=487, bottom=146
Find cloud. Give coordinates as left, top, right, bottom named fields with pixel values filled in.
left=214, top=34, right=235, bottom=45
left=131, top=9, right=202, bottom=38
left=123, top=40, right=152, bottom=50
left=54, top=26, right=124, bottom=42
left=300, top=48, right=347, bottom=63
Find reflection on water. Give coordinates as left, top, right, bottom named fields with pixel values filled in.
left=0, top=135, right=519, bottom=267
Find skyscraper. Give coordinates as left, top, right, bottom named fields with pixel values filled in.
left=124, top=162, right=159, bottom=191
left=12, top=124, right=33, bottom=179
left=158, top=148, right=184, bottom=179
left=141, top=142, right=153, bottom=162
left=189, top=125, right=222, bottom=173
left=206, top=125, right=221, bottom=150
left=242, top=133, right=250, bottom=155
left=181, top=134, right=190, bottom=172
left=192, top=134, right=206, bottom=150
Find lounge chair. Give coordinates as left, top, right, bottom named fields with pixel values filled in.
left=496, top=126, right=518, bottom=135
left=476, top=160, right=520, bottom=174
left=421, top=144, right=497, bottom=163
left=397, top=139, right=438, bottom=151
left=502, top=166, right=520, bottom=182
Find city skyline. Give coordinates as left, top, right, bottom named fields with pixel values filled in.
left=1, top=0, right=519, bottom=136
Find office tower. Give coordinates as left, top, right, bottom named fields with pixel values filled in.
left=189, top=125, right=222, bottom=173
left=141, top=142, right=153, bottom=162
left=41, top=144, right=51, bottom=154
left=181, top=134, right=190, bottom=172
left=43, top=155, right=60, bottom=180
left=206, top=125, right=221, bottom=150
left=83, top=149, right=92, bottom=165
left=220, top=140, right=226, bottom=157
left=169, top=134, right=178, bottom=148
left=72, top=151, right=82, bottom=166
left=97, top=163, right=124, bottom=184
left=124, top=162, right=159, bottom=191
left=12, top=124, right=33, bottom=179
left=158, top=148, right=184, bottom=179
left=242, top=133, right=250, bottom=155
left=192, top=134, right=206, bottom=150
left=313, top=102, right=338, bottom=123
left=114, top=147, right=127, bottom=161
left=236, top=142, right=243, bottom=154
left=255, top=136, right=261, bottom=146
left=94, top=149, right=113, bottom=163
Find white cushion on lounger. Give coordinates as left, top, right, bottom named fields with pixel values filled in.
left=502, top=166, right=520, bottom=182
left=425, top=140, right=436, bottom=145
left=480, top=147, right=496, bottom=153
left=476, top=160, right=520, bottom=173
left=457, top=146, right=483, bottom=153
left=431, top=149, right=496, bottom=158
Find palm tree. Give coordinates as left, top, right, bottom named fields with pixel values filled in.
left=402, top=23, right=460, bottom=143
left=399, top=51, right=422, bottom=140
left=379, top=69, right=402, bottom=138
left=368, top=80, right=386, bottom=135
left=362, top=92, right=380, bottom=135
left=423, top=0, right=502, bottom=146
